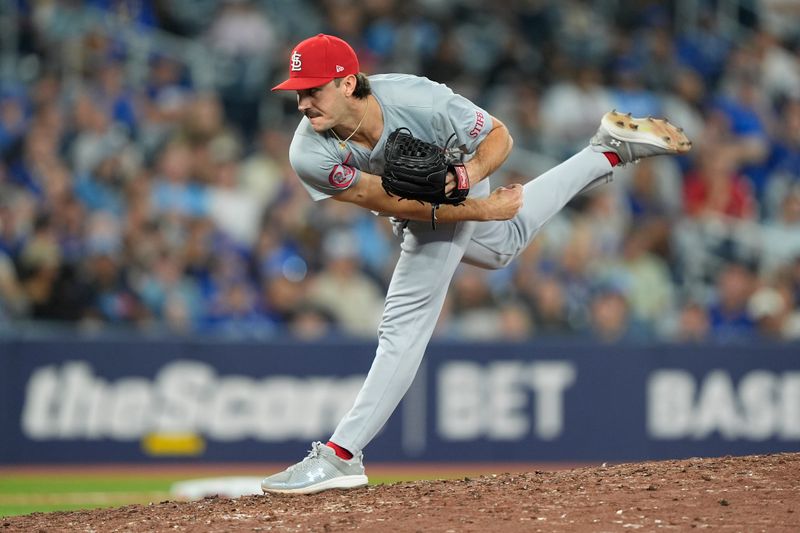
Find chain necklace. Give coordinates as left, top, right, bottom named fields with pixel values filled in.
left=330, top=98, right=370, bottom=149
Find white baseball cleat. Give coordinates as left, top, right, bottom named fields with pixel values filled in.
left=261, top=442, right=368, bottom=495
left=590, top=110, right=692, bottom=165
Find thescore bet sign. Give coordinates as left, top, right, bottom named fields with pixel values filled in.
left=16, top=359, right=800, bottom=450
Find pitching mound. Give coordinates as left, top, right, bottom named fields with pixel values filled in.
left=3, top=453, right=799, bottom=532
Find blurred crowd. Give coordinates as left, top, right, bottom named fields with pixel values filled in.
left=2, top=0, right=800, bottom=343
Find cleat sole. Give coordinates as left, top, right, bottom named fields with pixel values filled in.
left=262, top=474, right=369, bottom=495
left=600, top=112, right=692, bottom=154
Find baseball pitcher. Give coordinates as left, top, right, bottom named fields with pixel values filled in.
left=261, top=34, right=691, bottom=494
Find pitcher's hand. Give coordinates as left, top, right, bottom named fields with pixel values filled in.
left=445, top=170, right=456, bottom=195
left=486, top=184, right=523, bottom=220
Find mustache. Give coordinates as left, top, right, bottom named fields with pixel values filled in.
left=304, top=110, right=322, bottom=119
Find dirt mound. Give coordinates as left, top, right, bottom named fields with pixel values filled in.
left=3, top=453, right=799, bottom=532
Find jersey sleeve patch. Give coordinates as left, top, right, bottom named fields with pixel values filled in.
left=328, top=164, right=357, bottom=189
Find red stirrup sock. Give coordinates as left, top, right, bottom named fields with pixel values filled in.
left=603, top=152, right=621, bottom=167
left=326, top=441, right=353, bottom=460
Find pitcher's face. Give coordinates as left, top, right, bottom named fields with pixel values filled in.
left=296, top=80, right=348, bottom=133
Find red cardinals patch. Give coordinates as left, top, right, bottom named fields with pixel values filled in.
left=468, top=110, right=486, bottom=138
left=328, top=165, right=356, bottom=189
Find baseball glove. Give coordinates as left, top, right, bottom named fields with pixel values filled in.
left=382, top=128, right=470, bottom=228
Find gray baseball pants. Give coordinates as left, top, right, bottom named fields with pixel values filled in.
left=330, top=147, right=613, bottom=453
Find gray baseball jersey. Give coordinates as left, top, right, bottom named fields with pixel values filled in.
left=289, top=74, right=493, bottom=202
left=286, top=73, right=614, bottom=454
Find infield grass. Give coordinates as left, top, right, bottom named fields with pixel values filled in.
left=0, top=474, right=175, bottom=517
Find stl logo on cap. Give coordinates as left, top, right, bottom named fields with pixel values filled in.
left=291, top=51, right=302, bottom=71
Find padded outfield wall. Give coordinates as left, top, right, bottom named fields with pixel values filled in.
left=1, top=338, right=799, bottom=464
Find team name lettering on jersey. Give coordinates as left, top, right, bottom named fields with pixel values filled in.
left=329, top=165, right=356, bottom=188
left=291, top=51, right=302, bottom=71
left=468, top=110, right=486, bottom=138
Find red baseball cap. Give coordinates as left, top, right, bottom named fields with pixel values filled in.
left=271, top=34, right=360, bottom=91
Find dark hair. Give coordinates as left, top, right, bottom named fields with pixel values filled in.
left=334, top=73, right=371, bottom=99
